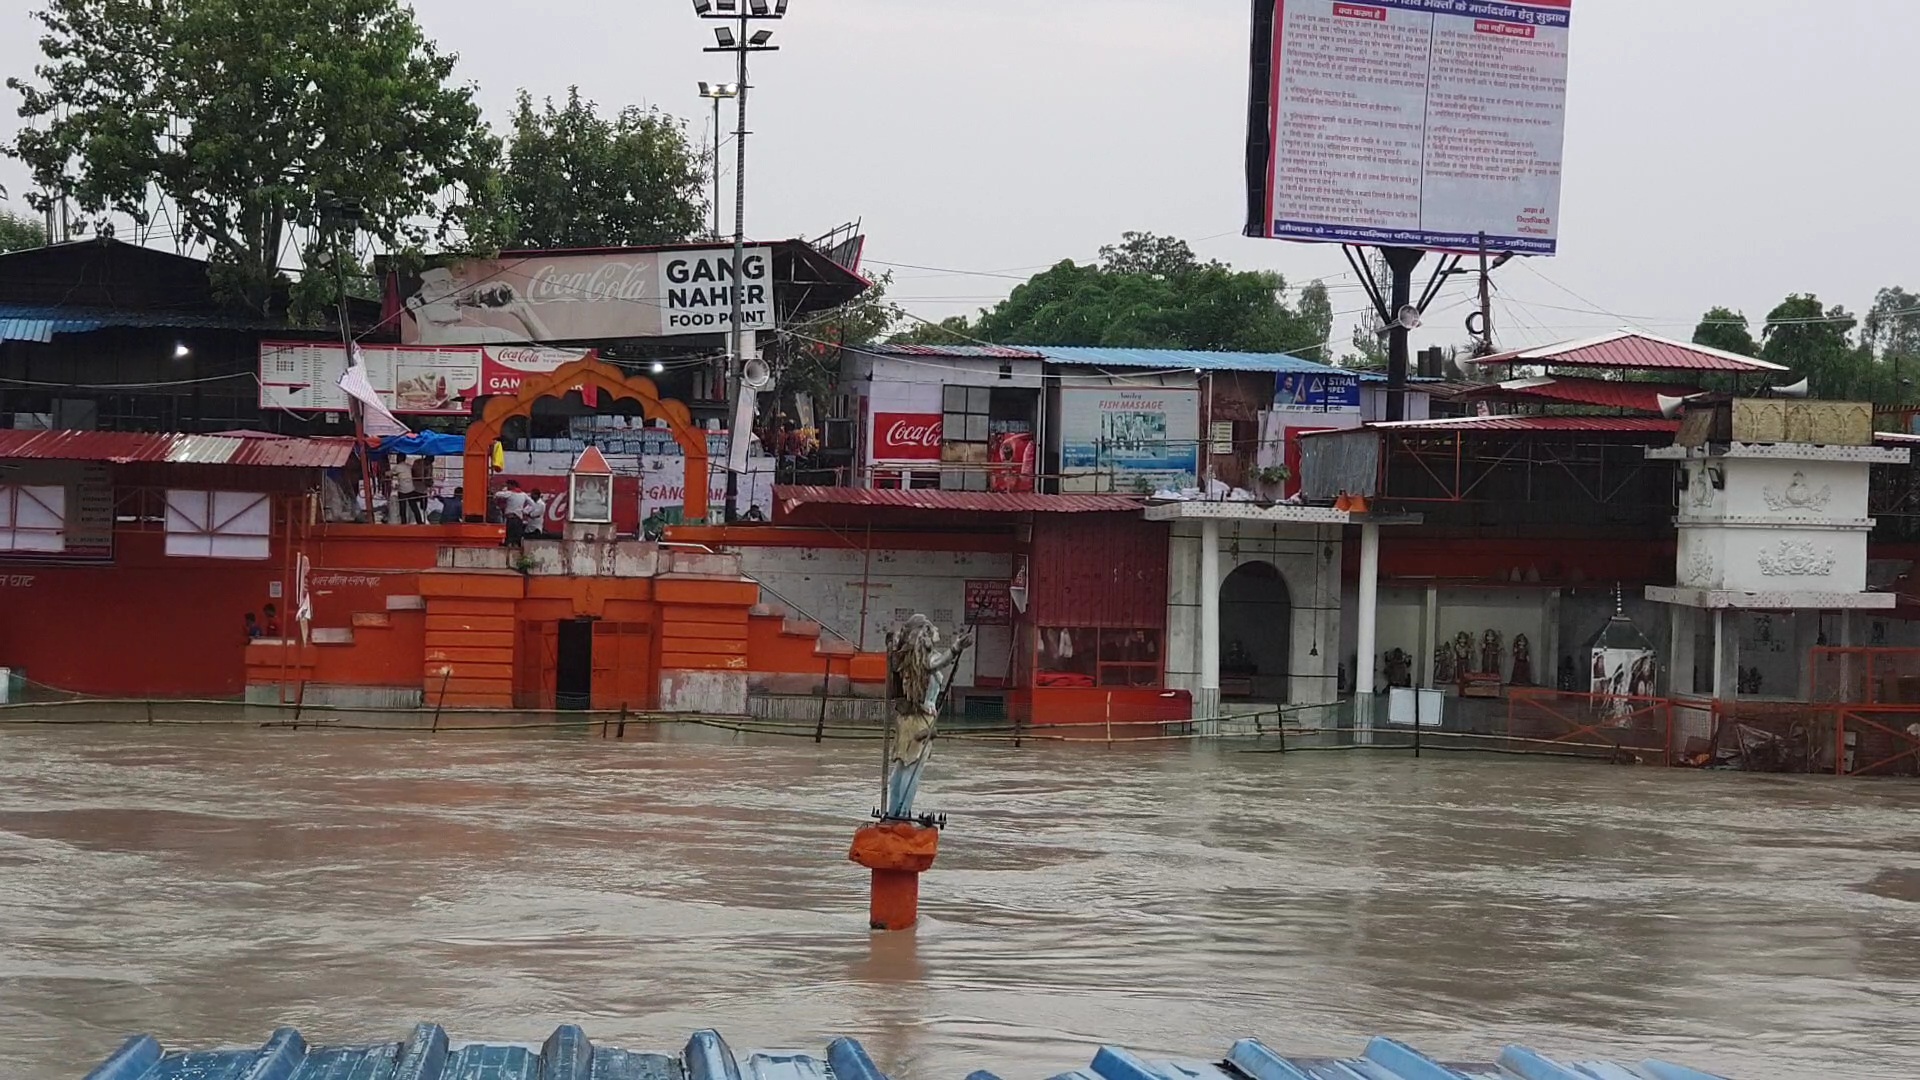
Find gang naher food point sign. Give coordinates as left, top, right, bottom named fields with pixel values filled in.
left=395, top=246, right=776, bottom=345
left=1245, top=0, right=1572, bottom=254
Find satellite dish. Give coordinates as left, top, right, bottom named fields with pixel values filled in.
left=1657, top=394, right=1695, bottom=420
left=1772, top=377, right=1810, bottom=398
left=1394, top=305, right=1422, bottom=331
left=741, top=357, right=772, bottom=391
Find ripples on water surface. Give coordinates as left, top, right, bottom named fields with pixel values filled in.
left=2, top=725, right=1918, bottom=1079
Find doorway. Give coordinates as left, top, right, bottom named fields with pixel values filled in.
left=1220, top=561, right=1292, bottom=702
left=556, top=619, right=594, bottom=711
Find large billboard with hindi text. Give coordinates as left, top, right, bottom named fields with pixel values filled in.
left=1245, top=0, right=1572, bottom=255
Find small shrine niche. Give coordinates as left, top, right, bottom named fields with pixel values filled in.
left=569, top=446, right=614, bottom=526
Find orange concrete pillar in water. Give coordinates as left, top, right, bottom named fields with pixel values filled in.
left=847, top=820, right=939, bottom=930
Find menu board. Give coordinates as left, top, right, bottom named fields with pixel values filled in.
left=258, top=342, right=487, bottom=415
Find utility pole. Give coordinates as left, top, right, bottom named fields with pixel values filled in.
left=320, top=195, right=374, bottom=522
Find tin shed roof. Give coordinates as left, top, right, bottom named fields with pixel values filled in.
left=1469, top=330, right=1789, bottom=373
left=0, top=429, right=354, bottom=468
left=775, top=486, right=1144, bottom=515
left=1453, top=376, right=1703, bottom=412
left=81, top=1024, right=1728, bottom=1080
left=0, top=301, right=279, bottom=343
left=1312, top=416, right=1682, bottom=435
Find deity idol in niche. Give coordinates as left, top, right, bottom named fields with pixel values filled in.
left=1480, top=628, right=1503, bottom=678
left=1452, top=631, right=1474, bottom=677
left=1433, top=643, right=1455, bottom=684
left=1510, top=634, right=1534, bottom=686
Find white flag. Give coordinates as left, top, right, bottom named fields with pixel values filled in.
left=339, top=351, right=410, bottom=438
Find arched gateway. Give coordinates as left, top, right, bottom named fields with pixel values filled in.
left=459, top=356, right=712, bottom=524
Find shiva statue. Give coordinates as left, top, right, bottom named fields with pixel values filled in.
left=883, top=615, right=974, bottom=821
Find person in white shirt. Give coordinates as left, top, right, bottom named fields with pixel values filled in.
left=388, top=453, right=417, bottom=524
left=496, top=480, right=532, bottom=545
left=522, top=490, right=550, bottom=538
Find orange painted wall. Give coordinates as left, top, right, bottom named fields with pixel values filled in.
left=1009, top=686, right=1194, bottom=728
left=2, top=529, right=288, bottom=697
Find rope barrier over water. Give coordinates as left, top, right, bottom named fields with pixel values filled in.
left=0, top=675, right=1666, bottom=759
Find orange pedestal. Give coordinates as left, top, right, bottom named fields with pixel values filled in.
left=848, top=821, right=939, bottom=930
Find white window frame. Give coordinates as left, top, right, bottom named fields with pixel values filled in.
left=165, top=490, right=272, bottom=560
left=0, top=484, right=67, bottom=552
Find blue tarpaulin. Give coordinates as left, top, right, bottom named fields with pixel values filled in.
left=378, top=432, right=465, bottom=457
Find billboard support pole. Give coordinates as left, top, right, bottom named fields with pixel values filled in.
left=1381, top=246, right=1424, bottom=423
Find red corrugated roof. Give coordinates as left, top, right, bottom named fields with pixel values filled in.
left=775, top=486, right=1144, bottom=514
left=1455, top=376, right=1702, bottom=412
left=1470, top=330, right=1789, bottom=373
left=1358, top=416, right=1682, bottom=434
left=0, top=430, right=354, bottom=468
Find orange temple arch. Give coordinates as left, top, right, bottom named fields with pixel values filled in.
left=461, top=356, right=711, bottom=524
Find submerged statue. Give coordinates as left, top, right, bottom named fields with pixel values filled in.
left=883, top=615, right=974, bottom=821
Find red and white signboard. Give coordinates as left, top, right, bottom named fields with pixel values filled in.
left=260, top=341, right=591, bottom=415
left=479, top=344, right=596, bottom=397
left=873, top=412, right=943, bottom=461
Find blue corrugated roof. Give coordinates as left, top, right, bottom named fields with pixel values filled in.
left=82, top=1025, right=1727, bottom=1080
left=0, top=302, right=274, bottom=343
left=1018, top=345, right=1384, bottom=380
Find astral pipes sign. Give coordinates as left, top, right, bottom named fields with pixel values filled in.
left=396, top=247, right=776, bottom=345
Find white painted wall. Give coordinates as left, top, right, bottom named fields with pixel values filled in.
left=1166, top=520, right=1343, bottom=706
left=731, top=545, right=1013, bottom=688
left=1674, top=456, right=1875, bottom=595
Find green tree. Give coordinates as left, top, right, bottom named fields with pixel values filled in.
left=7, top=0, right=501, bottom=316
left=782, top=269, right=903, bottom=398
left=962, top=232, right=1333, bottom=356
left=1864, top=286, right=1920, bottom=403
left=889, top=314, right=976, bottom=346
left=0, top=208, right=45, bottom=253
left=1692, top=306, right=1759, bottom=357
left=1761, top=294, right=1873, bottom=399
left=500, top=88, right=706, bottom=250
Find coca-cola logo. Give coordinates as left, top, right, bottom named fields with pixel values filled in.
left=489, top=346, right=578, bottom=371
left=874, top=412, right=943, bottom=461
left=885, top=420, right=940, bottom=447
left=522, top=260, right=653, bottom=304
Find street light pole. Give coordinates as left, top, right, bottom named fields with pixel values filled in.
left=696, top=0, right=785, bottom=523
left=696, top=81, right=738, bottom=241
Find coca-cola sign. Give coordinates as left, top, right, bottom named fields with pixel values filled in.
left=873, top=412, right=943, bottom=461
left=395, top=247, right=775, bottom=346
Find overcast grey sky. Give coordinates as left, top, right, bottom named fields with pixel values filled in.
left=3, top=0, right=1917, bottom=360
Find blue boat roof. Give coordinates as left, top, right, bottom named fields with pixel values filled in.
left=81, top=1024, right=1727, bottom=1080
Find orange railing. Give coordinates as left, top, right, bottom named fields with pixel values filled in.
left=1504, top=687, right=1676, bottom=764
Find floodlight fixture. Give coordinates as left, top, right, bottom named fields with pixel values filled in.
left=748, top=29, right=774, bottom=46
left=713, top=26, right=736, bottom=48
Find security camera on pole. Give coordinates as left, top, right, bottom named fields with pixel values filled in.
left=693, top=0, right=786, bottom=522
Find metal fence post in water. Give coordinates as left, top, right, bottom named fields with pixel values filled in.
left=815, top=654, right=832, bottom=744
left=431, top=668, right=451, bottom=733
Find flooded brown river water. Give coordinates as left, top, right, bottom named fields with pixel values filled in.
left=2, top=725, right=1919, bottom=1079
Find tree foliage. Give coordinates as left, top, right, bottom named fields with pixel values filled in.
left=1691, top=306, right=1759, bottom=357
left=7, top=0, right=501, bottom=316
left=499, top=88, right=706, bottom=250
left=0, top=208, right=46, bottom=253
left=781, top=270, right=903, bottom=399
left=904, top=232, right=1333, bottom=357
left=1760, top=294, right=1870, bottom=398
